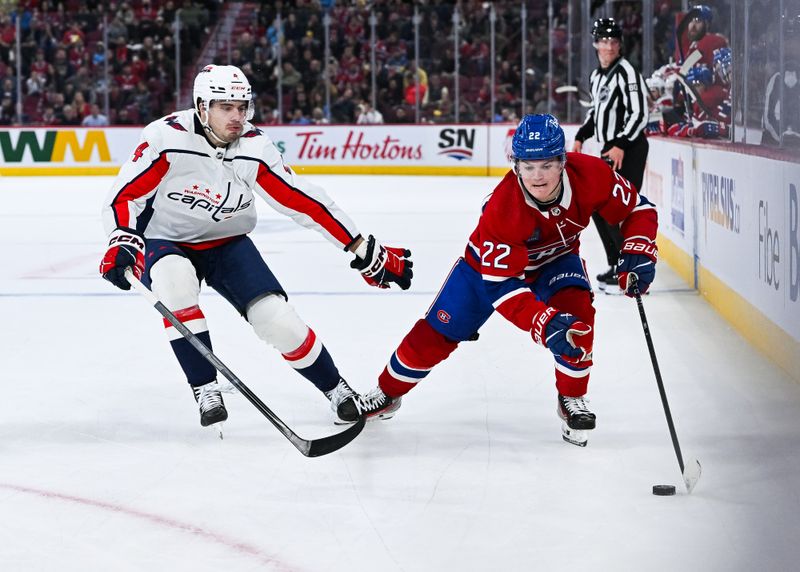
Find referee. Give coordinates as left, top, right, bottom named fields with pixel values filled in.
left=573, top=18, right=649, bottom=293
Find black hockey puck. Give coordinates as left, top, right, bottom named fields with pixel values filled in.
left=652, top=484, right=676, bottom=496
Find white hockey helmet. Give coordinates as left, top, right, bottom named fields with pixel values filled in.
left=193, top=64, right=254, bottom=120
left=646, top=75, right=666, bottom=95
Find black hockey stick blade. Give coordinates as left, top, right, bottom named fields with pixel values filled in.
left=124, top=268, right=366, bottom=457
left=305, top=416, right=366, bottom=457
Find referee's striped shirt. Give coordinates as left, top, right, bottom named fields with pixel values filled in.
left=575, top=56, right=649, bottom=149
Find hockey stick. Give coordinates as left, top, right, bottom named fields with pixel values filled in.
left=554, top=85, right=592, bottom=107
left=630, top=275, right=702, bottom=493
left=124, top=268, right=366, bottom=457
left=679, top=49, right=702, bottom=76
left=673, top=72, right=715, bottom=119
left=674, top=49, right=706, bottom=121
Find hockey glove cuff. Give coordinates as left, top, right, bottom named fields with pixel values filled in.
left=100, top=227, right=146, bottom=291
left=617, top=239, right=657, bottom=296
left=531, top=306, right=594, bottom=363
left=351, top=234, right=413, bottom=290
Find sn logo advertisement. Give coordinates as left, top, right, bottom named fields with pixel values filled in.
left=437, top=128, right=476, bottom=161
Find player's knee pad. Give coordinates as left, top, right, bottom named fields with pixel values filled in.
left=549, top=287, right=595, bottom=327
left=150, top=255, right=200, bottom=311
left=246, top=294, right=309, bottom=354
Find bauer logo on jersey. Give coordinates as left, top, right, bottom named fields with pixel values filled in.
left=437, top=310, right=451, bottom=323
left=166, top=183, right=252, bottom=221
left=437, top=128, right=476, bottom=161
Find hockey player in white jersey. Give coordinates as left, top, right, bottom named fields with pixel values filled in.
left=99, top=64, right=413, bottom=428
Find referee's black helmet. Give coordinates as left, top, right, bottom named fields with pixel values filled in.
left=591, top=18, right=623, bottom=41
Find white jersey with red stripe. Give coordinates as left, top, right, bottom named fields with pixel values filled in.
left=102, top=109, right=360, bottom=250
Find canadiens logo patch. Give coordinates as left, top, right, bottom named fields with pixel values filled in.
left=437, top=310, right=451, bottom=324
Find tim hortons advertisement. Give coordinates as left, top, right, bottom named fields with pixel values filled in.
left=269, top=124, right=493, bottom=175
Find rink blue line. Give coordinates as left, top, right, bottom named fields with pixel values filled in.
left=0, top=288, right=697, bottom=298
left=0, top=291, right=441, bottom=298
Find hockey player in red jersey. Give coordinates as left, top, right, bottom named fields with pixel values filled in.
left=667, top=64, right=731, bottom=139
left=99, top=64, right=412, bottom=430
left=673, top=5, right=728, bottom=71
left=352, top=114, right=658, bottom=446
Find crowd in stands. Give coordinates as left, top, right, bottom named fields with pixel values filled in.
left=0, top=0, right=216, bottom=126
left=0, top=0, right=793, bottom=147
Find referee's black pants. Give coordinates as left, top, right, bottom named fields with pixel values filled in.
left=592, top=134, right=649, bottom=267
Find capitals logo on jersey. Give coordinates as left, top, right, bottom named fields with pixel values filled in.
left=166, top=183, right=252, bottom=221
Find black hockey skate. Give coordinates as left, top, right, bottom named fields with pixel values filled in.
left=325, top=378, right=361, bottom=424
left=357, top=387, right=402, bottom=421
left=558, top=394, right=596, bottom=447
left=596, top=266, right=620, bottom=294
left=192, top=381, right=228, bottom=427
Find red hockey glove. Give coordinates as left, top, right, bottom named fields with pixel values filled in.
left=531, top=306, right=593, bottom=363
left=351, top=234, right=413, bottom=290
left=617, top=239, right=657, bottom=296
left=99, top=227, right=145, bottom=291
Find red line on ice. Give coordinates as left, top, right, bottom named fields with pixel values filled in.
left=0, top=482, right=300, bottom=572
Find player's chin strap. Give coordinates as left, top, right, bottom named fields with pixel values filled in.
left=196, top=106, right=229, bottom=147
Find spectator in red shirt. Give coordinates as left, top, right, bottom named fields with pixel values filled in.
left=136, top=0, right=158, bottom=21
left=67, top=38, right=87, bottom=69
left=72, top=90, right=91, bottom=120
left=61, top=23, right=85, bottom=47
left=0, top=14, right=16, bottom=65
left=117, top=64, right=139, bottom=93
left=403, top=71, right=426, bottom=106
left=30, top=49, right=53, bottom=81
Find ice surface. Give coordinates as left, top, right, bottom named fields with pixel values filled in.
left=1, top=175, right=798, bottom=572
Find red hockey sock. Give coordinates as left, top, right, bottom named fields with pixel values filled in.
left=379, top=319, right=459, bottom=397
left=549, top=288, right=595, bottom=397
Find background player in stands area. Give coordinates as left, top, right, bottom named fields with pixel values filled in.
left=762, top=14, right=800, bottom=147
left=99, top=64, right=412, bottom=431
left=673, top=4, right=728, bottom=70
left=664, top=62, right=731, bottom=139
left=572, top=18, right=649, bottom=295
left=352, top=114, right=658, bottom=447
